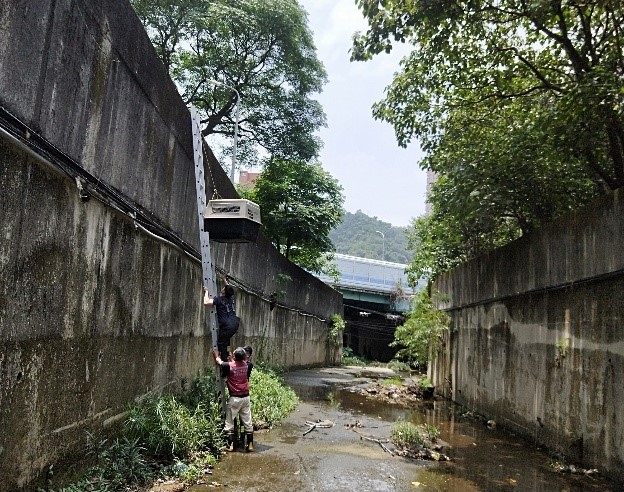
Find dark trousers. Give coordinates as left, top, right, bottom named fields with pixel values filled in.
left=217, top=326, right=238, bottom=358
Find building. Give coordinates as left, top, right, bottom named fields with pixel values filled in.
left=238, top=170, right=261, bottom=188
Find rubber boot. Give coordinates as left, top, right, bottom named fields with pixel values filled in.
left=226, top=432, right=234, bottom=452
left=245, top=432, right=254, bottom=452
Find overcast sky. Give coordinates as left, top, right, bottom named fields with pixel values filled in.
left=299, top=0, right=427, bottom=228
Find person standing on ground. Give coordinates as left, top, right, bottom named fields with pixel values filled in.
left=213, top=347, right=254, bottom=452
left=233, top=345, right=255, bottom=442
left=204, top=284, right=240, bottom=358
left=243, top=345, right=253, bottom=364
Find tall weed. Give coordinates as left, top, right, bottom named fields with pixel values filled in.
left=125, top=393, right=223, bottom=459
left=250, top=366, right=298, bottom=427
left=45, top=367, right=300, bottom=491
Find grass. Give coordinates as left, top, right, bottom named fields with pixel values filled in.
left=341, top=350, right=414, bottom=372
left=387, top=359, right=411, bottom=372
left=42, top=435, right=156, bottom=492
left=391, top=421, right=427, bottom=448
left=391, top=421, right=440, bottom=450
left=46, top=366, right=298, bottom=491
left=380, top=376, right=404, bottom=386
left=125, top=393, right=224, bottom=459
left=420, top=377, right=433, bottom=388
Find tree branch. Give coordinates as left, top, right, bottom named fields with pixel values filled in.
left=520, top=0, right=590, bottom=77
left=495, top=46, right=565, bottom=93
left=573, top=0, right=597, bottom=64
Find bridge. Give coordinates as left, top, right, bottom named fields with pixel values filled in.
left=315, top=254, right=425, bottom=361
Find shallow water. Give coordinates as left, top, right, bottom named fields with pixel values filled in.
left=189, top=368, right=618, bottom=491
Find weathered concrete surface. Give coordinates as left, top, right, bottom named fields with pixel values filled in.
left=431, top=189, right=624, bottom=485
left=210, top=226, right=342, bottom=368
left=0, top=0, right=196, bottom=242
left=0, top=0, right=342, bottom=489
left=0, top=139, right=209, bottom=489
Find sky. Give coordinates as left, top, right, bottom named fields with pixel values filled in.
left=298, top=0, right=428, bottom=228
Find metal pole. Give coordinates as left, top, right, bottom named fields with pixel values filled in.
left=231, top=95, right=239, bottom=182
left=208, top=79, right=240, bottom=183
left=376, top=230, right=385, bottom=262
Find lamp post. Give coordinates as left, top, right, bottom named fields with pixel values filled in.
left=208, top=79, right=240, bottom=183
left=376, top=230, right=385, bottom=262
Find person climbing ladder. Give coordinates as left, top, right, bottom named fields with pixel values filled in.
left=204, top=284, right=240, bottom=358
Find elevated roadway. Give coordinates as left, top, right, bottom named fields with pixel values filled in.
left=315, top=254, right=426, bottom=361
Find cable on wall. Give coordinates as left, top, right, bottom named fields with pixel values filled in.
left=0, top=105, right=330, bottom=323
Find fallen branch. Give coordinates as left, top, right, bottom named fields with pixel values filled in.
left=306, top=419, right=334, bottom=428
left=350, top=428, right=394, bottom=456
left=303, top=419, right=334, bottom=436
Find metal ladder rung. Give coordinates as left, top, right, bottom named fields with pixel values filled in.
left=191, top=106, right=227, bottom=417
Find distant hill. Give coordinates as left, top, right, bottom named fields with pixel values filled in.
left=329, top=210, right=411, bottom=264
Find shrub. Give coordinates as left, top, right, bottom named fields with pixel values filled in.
left=250, top=366, right=299, bottom=427
left=391, top=289, right=450, bottom=368
left=342, top=347, right=367, bottom=366
left=328, top=314, right=345, bottom=346
left=391, top=421, right=427, bottom=448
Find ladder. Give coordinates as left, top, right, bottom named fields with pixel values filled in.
left=190, top=106, right=227, bottom=416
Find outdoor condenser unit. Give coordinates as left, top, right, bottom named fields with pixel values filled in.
left=204, top=199, right=262, bottom=243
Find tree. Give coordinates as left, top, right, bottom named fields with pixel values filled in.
left=352, top=1, right=624, bottom=189
left=405, top=96, right=598, bottom=281
left=131, top=0, right=205, bottom=74
left=329, top=210, right=411, bottom=263
left=351, top=0, right=623, bottom=279
left=391, top=289, right=450, bottom=369
left=239, top=158, right=344, bottom=273
left=132, top=0, right=327, bottom=166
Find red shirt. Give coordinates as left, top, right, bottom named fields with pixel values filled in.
left=221, top=360, right=250, bottom=397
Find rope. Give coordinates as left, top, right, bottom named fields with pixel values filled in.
left=201, top=140, right=221, bottom=201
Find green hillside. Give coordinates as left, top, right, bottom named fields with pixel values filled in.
left=329, top=210, right=411, bottom=264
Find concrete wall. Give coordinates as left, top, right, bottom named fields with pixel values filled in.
left=0, top=0, right=342, bottom=489
left=211, top=229, right=343, bottom=368
left=431, top=189, right=624, bottom=484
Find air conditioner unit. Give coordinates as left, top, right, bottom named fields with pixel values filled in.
left=204, top=199, right=261, bottom=243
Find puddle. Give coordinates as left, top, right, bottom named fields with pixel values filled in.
left=190, top=368, right=619, bottom=492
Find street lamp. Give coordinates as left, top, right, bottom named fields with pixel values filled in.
left=208, top=79, right=240, bottom=183
left=375, top=230, right=385, bottom=261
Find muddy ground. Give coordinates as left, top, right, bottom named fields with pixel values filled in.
left=150, top=366, right=618, bottom=492
left=188, top=366, right=426, bottom=492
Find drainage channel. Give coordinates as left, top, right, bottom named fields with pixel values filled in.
left=189, top=367, right=618, bottom=492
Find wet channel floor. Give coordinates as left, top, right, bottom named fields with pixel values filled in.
left=189, top=367, right=618, bottom=492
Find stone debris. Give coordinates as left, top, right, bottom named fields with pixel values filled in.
left=359, top=380, right=430, bottom=406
